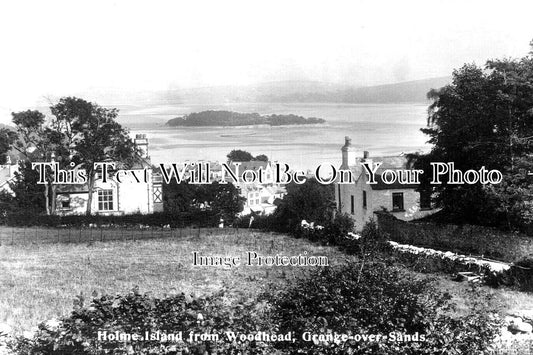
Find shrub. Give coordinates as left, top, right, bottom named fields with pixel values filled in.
left=3, top=211, right=220, bottom=228
left=268, top=262, right=501, bottom=354
left=325, top=213, right=354, bottom=245
left=10, top=288, right=276, bottom=355
left=508, top=258, right=533, bottom=292
left=8, top=264, right=502, bottom=354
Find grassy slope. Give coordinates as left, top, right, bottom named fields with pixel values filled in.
left=0, top=230, right=350, bottom=333
left=0, top=229, right=532, bottom=336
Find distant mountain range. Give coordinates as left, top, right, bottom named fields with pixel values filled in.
left=0, top=77, right=450, bottom=127
left=254, top=77, right=452, bottom=104
left=157, top=77, right=451, bottom=105
left=75, top=76, right=451, bottom=108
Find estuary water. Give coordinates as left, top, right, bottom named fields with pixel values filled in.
left=123, top=102, right=431, bottom=171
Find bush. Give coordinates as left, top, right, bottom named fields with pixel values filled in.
left=10, top=288, right=276, bottom=355
left=3, top=211, right=220, bottom=228
left=325, top=213, right=354, bottom=245
left=268, top=262, right=501, bottom=354
left=8, top=265, right=502, bottom=354
left=508, top=258, right=533, bottom=292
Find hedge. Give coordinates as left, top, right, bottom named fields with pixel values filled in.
left=2, top=211, right=220, bottom=228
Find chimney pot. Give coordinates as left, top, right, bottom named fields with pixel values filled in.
left=363, top=151, right=369, bottom=159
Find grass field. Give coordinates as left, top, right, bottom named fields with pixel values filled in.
left=0, top=229, right=352, bottom=333
left=1, top=227, right=532, bottom=339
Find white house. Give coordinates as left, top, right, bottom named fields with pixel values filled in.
left=56, top=134, right=164, bottom=215
left=228, top=160, right=286, bottom=215
left=0, top=156, right=19, bottom=195
left=335, top=136, right=436, bottom=231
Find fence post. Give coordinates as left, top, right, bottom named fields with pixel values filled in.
left=79, top=228, right=82, bottom=243
left=11, top=228, right=14, bottom=245
left=100, top=228, right=103, bottom=242
left=57, top=229, right=60, bottom=243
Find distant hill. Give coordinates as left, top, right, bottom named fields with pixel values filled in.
left=254, top=77, right=451, bottom=103
left=166, top=110, right=325, bottom=127
left=156, top=77, right=450, bottom=105
left=65, top=77, right=451, bottom=127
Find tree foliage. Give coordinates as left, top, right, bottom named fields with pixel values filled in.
left=50, top=97, right=140, bottom=215
left=226, top=149, right=255, bottom=162
left=412, top=42, right=533, bottom=229
left=163, top=180, right=245, bottom=223
left=9, top=110, right=69, bottom=215
left=272, top=177, right=335, bottom=231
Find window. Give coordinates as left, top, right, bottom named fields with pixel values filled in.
left=363, top=191, right=367, bottom=209
left=350, top=195, right=355, bottom=214
left=153, top=186, right=162, bottom=203
left=392, top=192, right=404, bottom=211
left=61, top=199, right=70, bottom=209
left=420, top=191, right=431, bottom=210
left=98, top=189, right=114, bottom=211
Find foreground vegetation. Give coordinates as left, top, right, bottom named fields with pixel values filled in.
left=1, top=228, right=532, bottom=354
left=0, top=230, right=342, bottom=334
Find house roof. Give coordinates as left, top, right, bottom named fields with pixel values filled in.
left=368, top=156, right=419, bottom=190
left=340, top=155, right=419, bottom=191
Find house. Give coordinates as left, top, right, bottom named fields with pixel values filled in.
left=56, top=134, right=164, bottom=215
left=335, top=136, right=436, bottom=231
left=0, top=156, right=19, bottom=195
left=228, top=160, right=286, bottom=215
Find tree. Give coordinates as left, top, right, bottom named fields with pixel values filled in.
left=226, top=149, right=254, bottom=162
left=411, top=41, right=533, bottom=228
left=226, top=150, right=269, bottom=162
left=273, top=178, right=335, bottom=231
left=50, top=97, right=140, bottom=215
left=0, top=160, right=46, bottom=214
left=163, top=180, right=244, bottom=222
left=254, top=154, right=269, bottom=162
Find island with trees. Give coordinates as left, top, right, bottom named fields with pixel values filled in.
left=166, top=110, right=325, bottom=127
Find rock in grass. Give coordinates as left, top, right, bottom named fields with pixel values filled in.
left=507, top=317, right=533, bottom=334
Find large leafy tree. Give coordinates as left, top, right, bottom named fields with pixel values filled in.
left=411, top=41, right=533, bottom=228
left=226, top=149, right=254, bottom=162
left=163, top=180, right=244, bottom=223
left=10, top=110, right=68, bottom=214
left=50, top=97, right=140, bottom=215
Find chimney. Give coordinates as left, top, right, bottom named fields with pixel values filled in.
left=363, top=151, right=369, bottom=159
left=341, top=136, right=356, bottom=169
left=134, top=134, right=149, bottom=159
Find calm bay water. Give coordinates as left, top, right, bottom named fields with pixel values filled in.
left=124, top=102, right=431, bottom=171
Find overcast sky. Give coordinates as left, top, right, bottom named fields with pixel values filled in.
left=1, top=0, right=533, bottom=123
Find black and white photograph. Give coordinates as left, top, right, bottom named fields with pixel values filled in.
left=1, top=1, right=533, bottom=354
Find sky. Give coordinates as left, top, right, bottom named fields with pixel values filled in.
left=1, top=0, right=533, bottom=123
